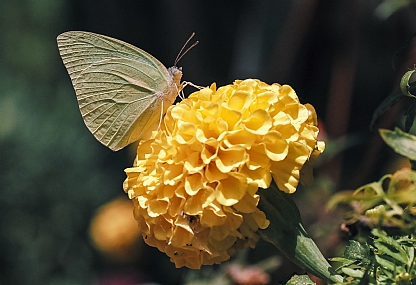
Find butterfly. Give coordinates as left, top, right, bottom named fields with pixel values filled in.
left=57, top=31, right=188, bottom=151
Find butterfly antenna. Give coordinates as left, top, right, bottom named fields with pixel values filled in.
left=175, top=33, right=199, bottom=66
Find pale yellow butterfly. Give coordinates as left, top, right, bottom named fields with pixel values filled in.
left=57, top=31, right=186, bottom=151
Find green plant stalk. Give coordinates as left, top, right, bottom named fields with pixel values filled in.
left=257, top=181, right=343, bottom=283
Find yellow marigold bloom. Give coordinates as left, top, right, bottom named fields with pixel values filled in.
left=89, top=197, right=142, bottom=262
left=123, top=79, right=324, bottom=269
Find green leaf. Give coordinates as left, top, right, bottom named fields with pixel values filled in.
left=374, top=242, right=408, bottom=265
left=379, top=128, right=416, bottom=160
left=257, top=182, right=344, bottom=283
left=370, top=90, right=403, bottom=130
left=404, top=100, right=416, bottom=132
left=330, top=257, right=355, bottom=264
left=372, top=230, right=409, bottom=265
left=405, top=242, right=414, bottom=270
left=330, top=257, right=357, bottom=273
left=341, top=267, right=364, bottom=278
left=400, top=69, right=416, bottom=98
left=371, top=71, right=416, bottom=130
left=285, top=274, right=316, bottom=285
left=344, top=240, right=371, bottom=266
left=375, top=254, right=405, bottom=273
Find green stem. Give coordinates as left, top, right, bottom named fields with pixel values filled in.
left=257, top=181, right=343, bottom=283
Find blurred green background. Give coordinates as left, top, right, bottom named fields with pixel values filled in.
left=1, top=0, right=416, bottom=284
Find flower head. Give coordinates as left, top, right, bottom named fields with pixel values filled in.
left=89, top=197, right=142, bottom=262
left=124, top=79, right=324, bottom=269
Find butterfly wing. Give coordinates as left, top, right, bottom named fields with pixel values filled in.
left=57, top=31, right=178, bottom=151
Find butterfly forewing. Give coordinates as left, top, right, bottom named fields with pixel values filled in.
left=57, top=31, right=177, bottom=151
left=57, top=31, right=170, bottom=82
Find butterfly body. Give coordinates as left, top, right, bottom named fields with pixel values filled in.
left=57, top=31, right=182, bottom=151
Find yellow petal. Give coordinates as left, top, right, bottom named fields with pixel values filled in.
left=243, top=109, right=272, bottom=135
left=153, top=216, right=173, bottom=241
left=170, top=216, right=194, bottom=247
left=215, top=146, right=246, bottom=173
left=223, top=129, right=256, bottom=148
left=246, top=144, right=270, bottom=170
left=163, top=163, right=184, bottom=186
left=261, top=131, right=288, bottom=161
left=227, top=90, right=252, bottom=111
left=233, top=192, right=260, bottom=213
left=215, top=173, right=248, bottom=206
left=210, top=210, right=242, bottom=241
left=191, top=85, right=215, bottom=101
left=175, top=121, right=196, bottom=144
left=148, top=198, right=168, bottom=217
left=208, top=118, right=228, bottom=139
left=252, top=209, right=270, bottom=229
left=209, top=234, right=237, bottom=252
left=201, top=139, right=219, bottom=164
left=168, top=192, right=186, bottom=217
left=219, top=106, right=242, bottom=130
left=184, top=173, right=203, bottom=196
left=184, top=151, right=204, bottom=173
left=205, top=162, right=228, bottom=182
left=300, top=142, right=325, bottom=186
left=240, top=166, right=272, bottom=189
left=270, top=142, right=310, bottom=193
left=250, top=90, right=279, bottom=111
left=200, top=203, right=227, bottom=227
left=272, top=111, right=292, bottom=126
left=184, top=186, right=216, bottom=215
left=305, top=103, right=318, bottom=125
left=170, top=103, right=197, bottom=124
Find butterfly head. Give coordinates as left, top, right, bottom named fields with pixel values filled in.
left=168, top=66, right=183, bottom=92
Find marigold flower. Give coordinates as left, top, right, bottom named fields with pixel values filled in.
left=123, top=79, right=324, bottom=269
left=89, top=197, right=142, bottom=262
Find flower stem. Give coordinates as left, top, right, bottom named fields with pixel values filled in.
left=257, top=181, right=343, bottom=283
